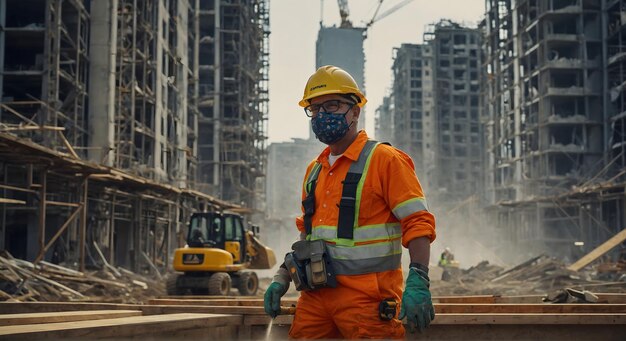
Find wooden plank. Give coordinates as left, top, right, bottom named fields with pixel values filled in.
left=0, top=310, right=141, bottom=326
left=0, top=313, right=241, bottom=340
left=432, top=313, right=626, bottom=324
left=148, top=298, right=297, bottom=307
left=0, top=302, right=277, bottom=316
left=434, top=295, right=545, bottom=304
left=0, top=198, right=26, bottom=205
left=244, top=313, right=626, bottom=326
left=568, top=228, right=626, bottom=271
left=435, top=303, right=626, bottom=314
left=305, top=324, right=624, bottom=340
left=0, top=302, right=139, bottom=314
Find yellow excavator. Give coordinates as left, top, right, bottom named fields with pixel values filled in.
left=167, top=211, right=276, bottom=296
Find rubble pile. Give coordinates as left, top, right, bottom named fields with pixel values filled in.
left=0, top=252, right=165, bottom=304
left=431, top=254, right=626, bottom=296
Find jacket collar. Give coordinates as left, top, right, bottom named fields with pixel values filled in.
left=317, top=130, right=369, bottom=166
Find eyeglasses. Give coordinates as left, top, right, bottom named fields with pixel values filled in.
left=304, top=100, right=354, bottom=117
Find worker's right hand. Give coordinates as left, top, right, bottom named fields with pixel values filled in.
left=263, top=267, right=290, bottom=318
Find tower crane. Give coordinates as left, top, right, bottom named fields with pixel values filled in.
left=364, top=0, right=416, bottom=36
left=328, top=0, right=416, bottom=35
left=337, top=0, right=353, bottom=28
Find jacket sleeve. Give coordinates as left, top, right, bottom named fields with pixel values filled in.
left=380, top=147, right=436, bottom=247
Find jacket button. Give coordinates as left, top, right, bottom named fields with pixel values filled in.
left=323, top=203, right=327, bottom=208
left=329, top=172, right=333, bottom=176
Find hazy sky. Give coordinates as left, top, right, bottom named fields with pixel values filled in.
left=267, top=0, right=485, bottom=143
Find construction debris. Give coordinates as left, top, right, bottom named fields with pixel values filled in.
left=430, top=254, right=626, bottom=297
left=0, top=252, right=164, bottom=304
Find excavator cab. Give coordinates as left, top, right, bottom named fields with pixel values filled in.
left=168, top=211, right=276, bottom=296
left=187, top=213, right=246, bottom=263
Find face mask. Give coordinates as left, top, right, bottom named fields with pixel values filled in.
left=311, top=112, right=352, bottom=145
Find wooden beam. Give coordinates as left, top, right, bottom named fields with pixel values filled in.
left=0, top=198, right=26, bottom=205
left=148, top=298, right=298, bottom=307
left=46, top=200, right=81, bottom=208
left=433, top=295, right=545, bottom=304
left=0, top=125, right=65, bottom=132
left=79, top=178, right=88, bottom=272
left=434, top=303, right=626, bottom=314
left=34, top=205, right=82, bottom=264
left=434, top=293, right=626, bottom=304
left=56, top=131, right=79, bottom=159
left=0, top=184, right=38, bottom=194
left=568, top=228, right=626, bottom=271
left=0, top=104, right=38, bottom=126
left=0, top=310, right=141, bottom=326
left=38, top=171, right=46, bottom=260
left=259, top=324, right=626, bottom=340
left=244, top=313, right=626, bottom=326
left=0, top=313, right=241, bottom=340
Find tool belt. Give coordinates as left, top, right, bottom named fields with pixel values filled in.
left=284, top=240, right=337, bottom=291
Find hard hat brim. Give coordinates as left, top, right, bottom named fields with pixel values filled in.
left=299, top=88, right=367, bottom=108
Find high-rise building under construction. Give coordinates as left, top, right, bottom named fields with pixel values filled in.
left=483, top=0, right=623, bottom=259
left=0, top=0, right=269, bottom=272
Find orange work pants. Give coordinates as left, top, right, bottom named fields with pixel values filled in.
left=288, top=270, right=405, bottom=339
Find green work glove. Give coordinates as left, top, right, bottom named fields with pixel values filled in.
left=263, top=267, right=290, bottom=318
left=399, top=267, right=435, bottom=333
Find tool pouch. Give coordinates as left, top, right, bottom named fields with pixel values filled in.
left=284, top=240, right=337, bottom=291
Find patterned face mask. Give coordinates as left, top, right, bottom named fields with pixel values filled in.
left=311, top=112, right=352, bottom=145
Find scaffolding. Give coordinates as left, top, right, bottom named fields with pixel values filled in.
left=0, top=0, right=264, bottom=273
left=483, top=0, right=624, bottom=260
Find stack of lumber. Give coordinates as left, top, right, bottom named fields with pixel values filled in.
left=431, top=254, right=626, bottom=296
left=0, top=253, right=164, bottom=303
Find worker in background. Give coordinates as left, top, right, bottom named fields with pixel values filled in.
left=439, top=247, right=455, bottom=267
left=264, top=65, right=436, bottom=338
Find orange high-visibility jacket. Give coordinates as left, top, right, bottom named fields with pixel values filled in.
left=291, top=130, right=436, bottom=339
left=295, top=130, right=436, bottom=281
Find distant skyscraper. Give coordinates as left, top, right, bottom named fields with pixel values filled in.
left=315, top=26, right=366, bottom=133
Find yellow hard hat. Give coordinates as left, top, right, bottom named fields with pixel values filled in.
left=299, top=65, right=367, bottom=108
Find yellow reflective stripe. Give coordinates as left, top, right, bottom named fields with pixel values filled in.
left=311, top=223, right=401, bottom=243
left=327, top=239, right=402, bottom=260
left=305, top=163, right=322, bottom=194
left=353, top=142, right=379, bottom=228
left=392, top=197, right=429, bottom=220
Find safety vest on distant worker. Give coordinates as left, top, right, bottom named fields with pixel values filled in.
left=302, top=140, right=429, bottom=276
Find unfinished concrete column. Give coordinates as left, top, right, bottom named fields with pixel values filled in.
left=88, top=0, right=118, bottom=166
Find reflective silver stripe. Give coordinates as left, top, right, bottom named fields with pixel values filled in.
left=333, top=254, right=402, bottom=275
left=392, top=197, right=429, bottom=220
left=311, top=223, right=401, bottom=242
left=311, top=226, right=336, bottom=240
left=326, top=239, right=402, bottom=260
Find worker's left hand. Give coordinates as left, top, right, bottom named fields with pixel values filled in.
left=399, top=267, right=435, bottom=333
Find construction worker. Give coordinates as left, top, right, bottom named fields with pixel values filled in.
left=264, top=65, right=436, bottom=339
left=439, top=247, right=455, bottom=267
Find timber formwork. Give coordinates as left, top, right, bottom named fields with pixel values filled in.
left=196, top=0, right=269, bottom=210
left=482, top=0, right=626, bottom=261
left=1, top=295, right=625, bottom=340
left=0, top=1, right=253, bottom=274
